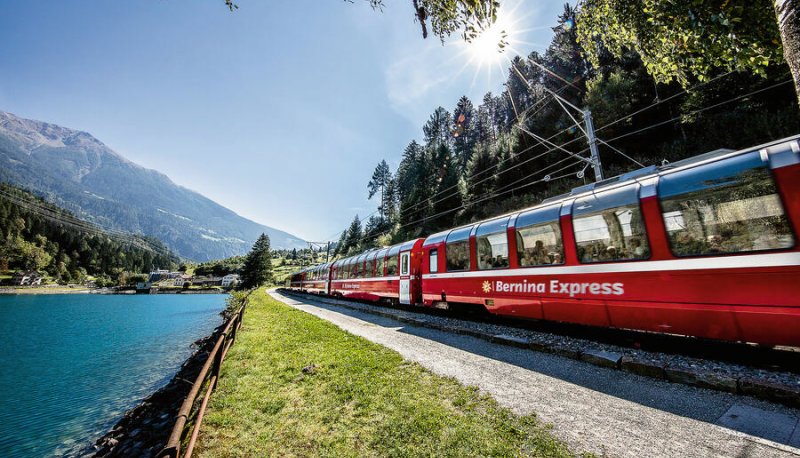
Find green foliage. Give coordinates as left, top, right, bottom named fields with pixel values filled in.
left=584, top=69, right=639, bottom=128
left=0, top=183, right=178, bottom=283
left=576, top=0, right=783, bottom=85
left=342, top=215, right=363, bottom=255
left=334, top=3, right=798, bottom=251
left=365, top=0, right=500, bottom=42
left=367, top=160, right=394, bottom=222
left=239, top=233, right=273, bottom=289
left=195, top=255, right=245, bottom=277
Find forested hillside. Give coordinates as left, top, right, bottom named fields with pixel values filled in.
left=334, top=4, right=800, bottom=255
left=0, top=111, right=307, bottom=261
left=0, top=183, right=178, bottom=285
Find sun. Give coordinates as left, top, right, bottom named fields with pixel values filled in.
left=457, top=1, right=535, bottom=86
left=468, top=20, right=510, bottom=66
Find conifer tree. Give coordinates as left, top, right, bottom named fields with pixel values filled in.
left=452, top=96, right=478, bottom=175
left=367, top=160, right=393, bottom=222
left=239, top=233, right=273, bottom=289
left=342, top=215, right=363, bottom=255
left=332, top=230, right=347, bottom=257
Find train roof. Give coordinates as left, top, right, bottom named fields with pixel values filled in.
left=422, top=135, right=800, bottom=246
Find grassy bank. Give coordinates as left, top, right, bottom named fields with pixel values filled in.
left=196, top=289, right=574, bottom=457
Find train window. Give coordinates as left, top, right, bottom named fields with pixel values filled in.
left=573, top=185, right=650, bottom=263
left=385, top=244, right=401, bottom=276
left=386, top=254, right=398, bottom=276
left=446, top=241, right=470, bottom=271
left=400, top=253, right=409, bottom=275
left=659, top=152, right=794, bottom=256
left=375, top=256, right=385, bottom=277
left=475, top=218, right=509, bottom=270
left=515, top=205, right=563, bottom=266
left=429, top=249, right=438, bottom=273
left=365, top=259, right=375, bottom=278
left=446, top=225, right=472, bottom=271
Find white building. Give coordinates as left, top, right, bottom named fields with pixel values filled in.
left=221, top=274, right=240, bottom=288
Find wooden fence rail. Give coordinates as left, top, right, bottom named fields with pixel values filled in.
left=157, top=297, right=248, bottom=458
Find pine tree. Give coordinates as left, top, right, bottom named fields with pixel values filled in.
left=396, top=141, right=432, bottom=233
left=239, top=233, right=273, bottom=289
left=423, top=107, right=453, bottom=150
left=342, top=215, right=362, bottom=255
left=367, top=160, right=393, bottom=222
left=332, top=230, right=347, bottom=257
left=452, top=96, right=478, bottom=176
left=429, top=143, right=462, bottom=231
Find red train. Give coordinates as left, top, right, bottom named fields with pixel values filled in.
left=289, top=136, right=800, bottom=347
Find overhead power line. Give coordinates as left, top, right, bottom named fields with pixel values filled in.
left=602, top=79, right=794, bottom=145
left=0, top=187, right=165, bottom=254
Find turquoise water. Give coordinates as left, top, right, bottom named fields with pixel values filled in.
left=0, top=293, right=227, bottom=457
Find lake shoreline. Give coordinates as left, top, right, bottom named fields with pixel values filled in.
left=0, top=287, right=226, bottom=295
left=0, top=293, right=228, bottom=457
left=85, top=320, right=225, bottom=457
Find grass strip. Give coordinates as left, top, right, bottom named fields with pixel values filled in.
left=197, top=289, right=574, bottom=457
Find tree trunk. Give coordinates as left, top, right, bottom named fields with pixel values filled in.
left=775, top=0, right=800, bottom=103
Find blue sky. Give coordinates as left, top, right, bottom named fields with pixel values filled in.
left=0, top=0, right=566, bottom=242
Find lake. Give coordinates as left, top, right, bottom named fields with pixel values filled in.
left=0, top=293, right=227, bottom=457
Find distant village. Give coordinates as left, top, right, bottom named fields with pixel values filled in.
left=134, top=269, right=240, bottom=293
left=2, top=268, right=239, bottom=294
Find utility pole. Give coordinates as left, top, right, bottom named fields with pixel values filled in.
left=583, top=109, right=604, bottom=181
left=326, top=241, right=330, bottom=263
left=511, top=61, right=607, bottom=183
left=536, top=83, right=607, bottom=183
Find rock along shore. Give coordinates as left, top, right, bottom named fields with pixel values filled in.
left=84, top=322, right=225, bottom=457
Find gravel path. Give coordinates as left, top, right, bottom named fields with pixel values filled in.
left=270, top=290, right=800, bottom=457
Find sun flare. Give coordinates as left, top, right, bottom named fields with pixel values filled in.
left=458, top=2, right=535, bottom=87
left=468, top=20, right=511, bottom=66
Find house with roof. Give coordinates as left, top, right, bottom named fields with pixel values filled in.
left=221, top=274, right=240, bottom=288
left=13, top=271, right=43, bottom=286
left=173, top=274, right=193, bottom=287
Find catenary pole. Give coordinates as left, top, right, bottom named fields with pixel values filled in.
left=583, top=108, right=604, bottom=181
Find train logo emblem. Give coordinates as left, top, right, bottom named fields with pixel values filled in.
left=482, top=281, right=492, bottom=293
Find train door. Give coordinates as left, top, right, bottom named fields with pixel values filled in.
left=399, top=251, right=411, bottom=304
left=325, top=267, right=331, bottom=295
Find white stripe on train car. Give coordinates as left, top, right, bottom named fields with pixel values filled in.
left=422, top=252, right=800, bottom=279
left=330, top=276, right=402, bottom=283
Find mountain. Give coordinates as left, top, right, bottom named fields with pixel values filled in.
left=0, top=110, right=306, bottom=261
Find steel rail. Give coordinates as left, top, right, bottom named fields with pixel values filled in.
left=157, top=296, right=247, bottom=458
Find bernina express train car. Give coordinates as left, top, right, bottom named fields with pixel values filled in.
left=298, top=262, right=331, bottom=295
left=421, top=136, right=800, bottom=346
left=329, top=239, right=424, bottom=304
left=288, top=136, right=799, bottom=346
